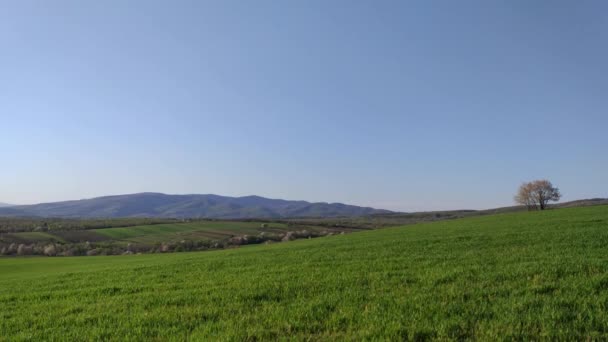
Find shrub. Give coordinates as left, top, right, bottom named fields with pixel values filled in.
left=87, top=249, right=101, bottom=256
left=17, top=244, right=33, bottom=256
left=282, top=232, right=295, bottom=242
left=43, top=244, right=57, bottom=257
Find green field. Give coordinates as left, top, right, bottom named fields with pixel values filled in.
left=1, top=221, right=290, bottom=246
left=93, top=221, right=288, bottom=243
left=5, top=232, right=65, bottom=243
left=1, top=206, right=608, bottom=340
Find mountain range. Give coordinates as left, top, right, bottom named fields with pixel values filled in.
left=0, top=193, right=392, bottom=219
left=0, top=203, right=13, bottom=208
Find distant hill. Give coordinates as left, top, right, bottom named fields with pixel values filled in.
left=0, top=203, right=14, bottom=208
left=0, top=193, right=392, bottom=219
left=287, top=198, right=608, bottom=229
left=553, top=198, right=608, bottom=209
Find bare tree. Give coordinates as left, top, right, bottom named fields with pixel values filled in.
left=515, top=179, right=561, bottom=210
left=531, top=180, right=561, bottom=210
left=514, top=182, right=535, bottom=211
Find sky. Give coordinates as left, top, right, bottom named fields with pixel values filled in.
left=1, top=0, right=607, bottom=211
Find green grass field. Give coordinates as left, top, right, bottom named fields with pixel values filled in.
left=1, top=205, right=608, bottom=340
left=5, top=232, right=65, bottom=243
left=93, top=221, right=288, bottom=243
left=1, top=221, right=290, bottom=246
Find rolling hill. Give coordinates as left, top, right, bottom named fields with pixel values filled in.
left=0, top=193, right=391, bottom=219
left=1, top=205, right=607, bottom=339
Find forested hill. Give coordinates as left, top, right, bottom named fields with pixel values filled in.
left=0, top=193, right=392, bottom=219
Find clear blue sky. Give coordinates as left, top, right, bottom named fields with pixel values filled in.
left=1, top=1, right=607, bottom=211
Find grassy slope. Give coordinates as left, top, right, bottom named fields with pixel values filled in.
left=1, top=206, right=608, bottom=340
left=93, top=221, right=289, bottom=244
left=5, top=232, right=65, bottom=243
left=1, top=221, right=290, bottom=245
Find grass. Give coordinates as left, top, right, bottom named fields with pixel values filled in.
left=4, top=232, right=65, bottom=243
left=1, top=205, right=608, bottom=340
left=1, top=221, right=290, bottom=246
left=93, top=221, right=288, bottom=243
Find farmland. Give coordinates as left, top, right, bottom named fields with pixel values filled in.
left=93, top=221, right=288, bottom=242
left=2, top=198, right=605, bottom=257
left=0, top=220, right=344, bottom=256
left=1, top=205, right=608, bottom=339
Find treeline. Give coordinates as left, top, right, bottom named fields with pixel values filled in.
left=0, top=217, right=186, bottom=234
left=0, top=229, right=338, bottom=257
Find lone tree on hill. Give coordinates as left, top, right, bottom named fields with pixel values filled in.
left=514, top=182, right=536, bottom=211
left=515, top=179, right=562, bottom=210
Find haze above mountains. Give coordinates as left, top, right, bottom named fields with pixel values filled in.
left=0, top=193, right=391, bottom=219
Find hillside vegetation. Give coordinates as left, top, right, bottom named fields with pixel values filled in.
left=1, top=206, right=608, bottom=340
left=0, top=220, right=361, bottom=256
left=0, top=193, right=391, bottom=219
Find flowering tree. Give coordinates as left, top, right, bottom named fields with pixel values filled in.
left=515, top=179, right=561, bottom=210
